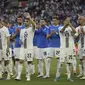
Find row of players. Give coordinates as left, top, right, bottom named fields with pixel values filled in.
left=0, top=13, right=85, bottom=82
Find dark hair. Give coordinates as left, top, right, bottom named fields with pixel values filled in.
left=52, top=16, right=59, bottom=20
left=41, top=17, right=48, bottom=22
left=17, top=15, right=23, bottom=19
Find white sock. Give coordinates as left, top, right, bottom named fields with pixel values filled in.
left=38, top=63, right=40, bottom=74
left=15, top=61, right=19, bottom=76
left=9, top=57, right=13, bottom=73
left=39, top=59, right=43, bottom=75
left=0, top=63, right=2, bottom=78
left=17, top=63, right=23, bottom=79
left=83, top=60, right=85, bottom=76
left=56, top=59, right=61, bottom=78
left=72, top=57, right=77, bottom=73
left=1, top=60, right=4, bottom=73
left=79, top=64, right=83, bottom=75
left=6, top=64, right=10, bottom=79
left=45, top=58, right=51, bottom=76
left=27, top=64, right=31, bottom=78
left=66, top=64, right=71, bottom=79
left=31, top=64, right=35, bottom=74
left=24, top=61, right=28, bottom=74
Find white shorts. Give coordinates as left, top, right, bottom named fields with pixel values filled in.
left=20, top=48, right=34, bottom=61
left=37, top=48, right=48, bottom=59
left=48, top=48, right=60, bottom=58
left=33, top=46, right=38, bottom=59
left=60, top=48, right=74, bottom=63
left=14, top=48, right=20, bottom=59
left=0, top=49, right=9, bottom=61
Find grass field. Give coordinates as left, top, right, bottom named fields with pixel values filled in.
left=0, top=58, right=85, bottom=85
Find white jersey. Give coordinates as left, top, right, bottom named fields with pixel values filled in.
left=20, top=27, right=34, bottom=49
left=76, top=26, right=85, bottom=48
left=59, top=26, right=75, bottom=48
left=0, top=26, right=10, bottom=50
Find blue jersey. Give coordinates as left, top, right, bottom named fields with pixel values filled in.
left=8, top=27, right=15, bottom=49
left=36, top=26, right=49, bottom=48
left=13, top=24, right=25, bottom=48
left=33, top=29, right=39, bottom=46
left=48, top=25, right=60, bottom=48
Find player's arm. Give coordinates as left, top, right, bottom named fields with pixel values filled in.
left=26, top=13, right=36, bottom=30
left=46, top=30, right=57, bottom=39
left=20, top=29, right=24, bottom=45
left=6, top=29, right=10, bottom=52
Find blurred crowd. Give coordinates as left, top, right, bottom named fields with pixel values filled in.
left=0, top=0, right=85, bottom=27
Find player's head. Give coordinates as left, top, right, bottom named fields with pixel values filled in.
left=7, top=21, right=12, bottom=28
left=24, top=18, right=30, bottom=27
left=40, top=18, right=47, bottom=27
left=52, top=16, right=59, bottom=25
left=78, top=15, right=85, bottom=25
left=17, top=15, right=23, bottom=25
left=63, top=16, right=70, bottom=25
left=1, top=20, right=8, bottom=27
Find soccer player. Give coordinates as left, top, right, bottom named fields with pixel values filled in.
left=43, top=16, right=61, bottom=78
left=55, top=17, right=76, bottom=82
left=0, top=21, right=10, bottom=80
left=12, top=15, right=25, bottom=78
left=33, top=23, right=41, bottom=74
left=76, top=15, right=85, bottom=79
left=36, top=18, right=49, bottom=77
left=7, top=22, right=14, bottom=76
left=15, top=13, right=36, bottom=81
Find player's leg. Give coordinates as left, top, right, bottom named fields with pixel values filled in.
left=43, top=48, right=52, bottom=78
left=66, top=63, right=73, bottom=82
left=72, top=49, right=77, bottom=75
left=80, top=49, right=85, bottom=79
left=77, top=49, right=83, bottom=77
left=15, top=48, right=25, bottom=80
left=66, top=52, right=74, bottom=82
left=26, top=49, right=34, bottom=81
left=14, top=48, right=20, bottom=78
left=9, top=48, right=13, bottom=76
left=55, top=48, right=62, bottom=79
left=0, top=51, right=2, bottom=79
left=37, top=48, right=44, bottom=77
left=4, top=49, right=10, bottom=80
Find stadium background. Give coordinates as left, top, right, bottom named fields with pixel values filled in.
left=0, top=0, right=85, bottom=85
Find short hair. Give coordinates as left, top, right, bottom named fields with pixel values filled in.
left=52, top=16, right=59, bottom=20
left=17, top=15, right=23, bottom=19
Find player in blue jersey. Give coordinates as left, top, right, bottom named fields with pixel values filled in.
left=36, top=18, right=49, bottom=77
left=33, top=23, right=41, bottom=74
left=12, top=15, right=25, bottom=78
left=7, top=22, right=14, bottom=76
left=43, top=16, right=61, bottom=78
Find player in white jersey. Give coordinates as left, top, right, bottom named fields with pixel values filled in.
left=15, top=13, right=36, bottom=81
left=0, top=21, right=10, bottom=80
left=55, top=17, right=76, bottom=82
left=76, top=15, right=85, bottom=79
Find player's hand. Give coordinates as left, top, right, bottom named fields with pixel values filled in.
left=51, top=30, right=56, bottom=34
left=16, top=28, right=20, bottom=33
left=24, top=12, right=31, bottom=19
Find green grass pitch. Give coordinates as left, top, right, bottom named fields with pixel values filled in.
left=0, top=58, right=85, bottom=85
